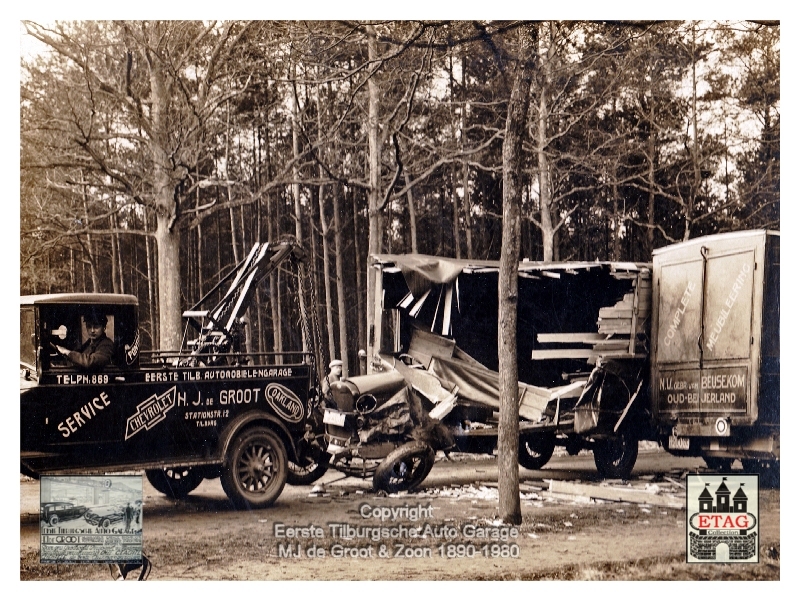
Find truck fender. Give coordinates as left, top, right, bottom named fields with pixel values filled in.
left=217, top=411, right=300, bottom=465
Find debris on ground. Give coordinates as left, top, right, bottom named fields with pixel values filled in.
left=547, top=479, right=684, bottom=508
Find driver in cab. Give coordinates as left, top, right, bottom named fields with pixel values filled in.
left=53, top=310, right=114, bottom=370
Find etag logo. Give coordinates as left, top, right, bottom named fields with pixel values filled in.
left=686, top=474, right=759, bottom=563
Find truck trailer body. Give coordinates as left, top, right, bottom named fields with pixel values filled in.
left=650, top=230, right=779, bottom=475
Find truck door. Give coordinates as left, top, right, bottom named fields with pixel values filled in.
left=697, top=248, right=754, bottom=416
left=655, top=245, right=754, bottom=421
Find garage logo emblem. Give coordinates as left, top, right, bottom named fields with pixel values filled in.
left=686, top=474, right=758, bottom=563
left=125, top=386, right=176, bottom=440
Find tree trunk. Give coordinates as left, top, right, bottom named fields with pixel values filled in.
left=319, top=184, right=336, bottom=366
left=291, top=61, right=309, bottom=355
left=498, top=26, right=535, bottom=526
left=462, top=53, right=473, bottom=259
left=111, top=212, right=120, bottom=294
left=612, top=181, right=621, bottom=261
left=647, top=99, right=656, bottom=254
left=352, top=189, right=365, bottom=356
left=687, top=24, right=699, bottom=242
left=333, top=183, right=350, bottom=378
left=69, top=248, right=75, bottom=291
left=143, top=215, right=157, bottom=349
left=149, top=48, right=182, bottom=351
left=536, top=26, right=555, bottom=262
left=154, top=212, right=182, bottom=351
left=226, top=100, right=241, bottom=266
left=266, top=185, right=282, bottom=361
left=365, top=23, right=383, bottom=368
left=81, top=185, right=100, bottom=293
left=404, top=170, right=418, bottom=253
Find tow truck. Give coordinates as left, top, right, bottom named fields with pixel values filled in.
left=20, top=238, right=322, bottom=509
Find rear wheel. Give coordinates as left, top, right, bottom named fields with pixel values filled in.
left=221, top=427, right=288, bottom=509
left=518, top=433, right=556, bottom=470
left=145, top=467, right=204, bottom=499
left=373, top=442, right=435, bottom=493
left=593, top=428, right=638, bottom=479
left=48, top=515, right=59, bottom=527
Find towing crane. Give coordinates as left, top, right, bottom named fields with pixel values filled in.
left=21, top=238, right=322, bottom=509
left=178, top=239, right=306, bottom=365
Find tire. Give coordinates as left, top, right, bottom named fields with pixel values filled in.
left=373, top=442, right=435, bottom=493
left=102, top=518, right=111, bottom=528
left=704, top=456, right=734, bottom=471
left=593, top=428, right=639, bottom=479
left=518, top=433, right=556, bottom=470
left=145, top=467, right=204, bottom=499
left=287, top=453, right=330, bottom=486
left=49, top=515, right=58, bottom=527
left=221, top=427, right=288, bottom=509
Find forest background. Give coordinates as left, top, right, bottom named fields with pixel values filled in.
left=19, top=20, right=780, bottom=379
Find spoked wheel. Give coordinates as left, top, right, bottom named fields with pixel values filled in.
left=287, top=453, right=331, bottom=486
left=145, top=467, right=204, bottom=499
left=373, top=442, right=435, bottom=493
left=221, top=427, right=288, bottom=509
left=518, top=433, right=556, bottom=470
left=703, top=456, right=734, bottom=471
left=593, top=428, right=639, bottom=479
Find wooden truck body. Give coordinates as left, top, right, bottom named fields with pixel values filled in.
left=650, top=230, right=779, bottom=476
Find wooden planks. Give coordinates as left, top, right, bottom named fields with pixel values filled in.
left=406, top=328, right=455, bottom=367
left=537, top=333, right=605, bottom=344
left=531, top=348, right=595, bottom=359
left=548, top=479, right=684, bottom=508
left=596, top=274, right=651, bottom=338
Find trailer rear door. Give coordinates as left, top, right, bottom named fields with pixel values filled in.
left=654, top=238, right=758, bottom=422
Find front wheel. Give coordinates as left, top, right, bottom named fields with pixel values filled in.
left=221, top=427, right=288, bottom=509
left=145, top=467, right=204, bottom=499
left=518, top=433, right=556, bottom=470
left=593, top=428, right=638, bottom=479
left=373, top=442, right=435, bottom=493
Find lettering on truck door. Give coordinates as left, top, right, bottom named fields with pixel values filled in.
left=702, top=251, right=755, bottom=360
left=657, top=260, right=704, bottom=364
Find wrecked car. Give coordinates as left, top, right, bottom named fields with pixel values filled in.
left=310, top=254, right=653, bottom=485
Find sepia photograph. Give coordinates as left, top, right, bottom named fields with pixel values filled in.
left=19, top=18, right=781, bottom=582
left=39, top=475, right=143, bottom=566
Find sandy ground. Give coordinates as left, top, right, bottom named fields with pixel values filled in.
left=20, top=449, right=780, bottom=581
